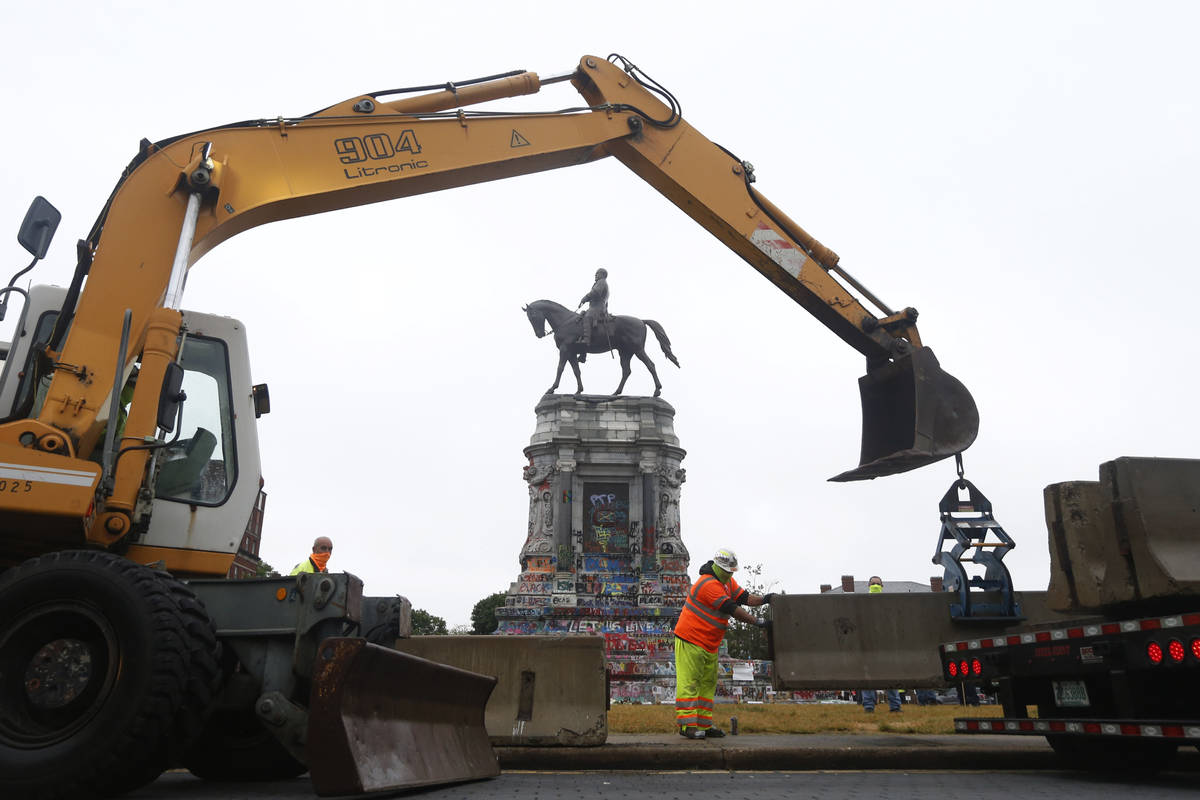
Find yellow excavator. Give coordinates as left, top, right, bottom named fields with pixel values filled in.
left=0, top=54, right=978, bottom=797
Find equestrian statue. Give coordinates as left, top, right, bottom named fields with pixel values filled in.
left=523, top=272, right=679, bottom=397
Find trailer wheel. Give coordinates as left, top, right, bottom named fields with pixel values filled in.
left=0, top=550, right=194, bottom=799
left=183, top=707, right=308, bottom=781
left=1046, top=735, right=1178, bottom=772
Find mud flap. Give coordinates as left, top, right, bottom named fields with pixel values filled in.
left=831, top=346, right=978, bottom=481
left=306, top=637, right=499, bottom=796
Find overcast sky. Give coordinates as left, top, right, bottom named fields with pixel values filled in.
left=2, top=2, right=1197, bottom=628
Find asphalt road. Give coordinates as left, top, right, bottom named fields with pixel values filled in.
left=128, top=769, right=1200, bottom=800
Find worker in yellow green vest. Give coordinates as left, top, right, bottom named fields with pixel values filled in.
left=862, top=576, right=902, bottom=712
left=291, top=536, right=333, bottom=575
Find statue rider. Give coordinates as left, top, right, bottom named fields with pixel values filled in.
left=577, top=268, right=609, bottom=361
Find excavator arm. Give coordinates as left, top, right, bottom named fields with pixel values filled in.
left=3, top=54, right=977, bottom=550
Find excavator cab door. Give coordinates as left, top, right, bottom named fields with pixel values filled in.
left=142, top=310, right=264, bottom=556
left=832, top=346, right=978, bottom=481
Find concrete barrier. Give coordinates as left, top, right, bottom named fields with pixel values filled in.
left=1044, top=457, right=1200, bottom=612
left=1107, top=457, right=1200, bottom=599
left=392, top=635, right=607, bottom=746
left=769, top=591, right=1084, bottom=689
left=1045, top=479, right=1137, bottom=610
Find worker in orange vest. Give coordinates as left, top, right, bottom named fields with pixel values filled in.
left=674, top=547, right=775, bottom=739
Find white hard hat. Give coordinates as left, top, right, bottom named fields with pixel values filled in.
left=713, top=547, right=739, bottom=573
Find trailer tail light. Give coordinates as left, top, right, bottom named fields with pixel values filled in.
left=948, top=660, right=959, bottom=677
left=971, top=657, right=982, bottom=676
left=960, top=660, right=969, bottom=677
left=1168, top=640, right=1185, bottom=663
left=1147, top=642, right=1164, bottom=664
left=1192, top=639, right=1200, bottom=661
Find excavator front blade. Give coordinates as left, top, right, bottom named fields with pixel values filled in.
left=831, top=346, right=978, bottom=482
left=306, top=637, right=499, bottom=796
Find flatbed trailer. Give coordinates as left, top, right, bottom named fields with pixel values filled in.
left=940, top=608, right=1200, bottom=766
left=940, top=456, right=1200, bottom=769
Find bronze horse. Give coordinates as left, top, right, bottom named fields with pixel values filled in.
left=523, top=300, right=680, bottom=397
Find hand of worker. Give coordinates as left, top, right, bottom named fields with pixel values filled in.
left=756, top=618, right=770, bottom=628
left=761, top=593, right=777, bottom=605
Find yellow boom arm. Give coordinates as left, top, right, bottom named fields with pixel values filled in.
left=1, top=54, right=977, bottom=549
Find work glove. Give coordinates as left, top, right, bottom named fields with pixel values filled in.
left=761, top=593, right=777, bottom=605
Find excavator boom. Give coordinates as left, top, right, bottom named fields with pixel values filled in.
left=5, top=53, right=976, bottom=555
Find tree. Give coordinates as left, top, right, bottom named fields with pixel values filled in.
left=723, top=563, right=775, bottom=660
left=254, top=560, right=280, bottom=578
left=411, top=608, right=448, bottom=636
left=470, top=592, right=507, bottom=635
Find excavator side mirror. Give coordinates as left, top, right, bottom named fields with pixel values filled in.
left=252, top=383, right=270, bottom=418
left=157, top=362, right=186, bottom=432
left=18, top=197, right=61, bottom=260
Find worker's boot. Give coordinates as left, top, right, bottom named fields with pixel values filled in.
left=680, top=726, right=705, bottom=740
left=702, top=727, right=725, bottom=738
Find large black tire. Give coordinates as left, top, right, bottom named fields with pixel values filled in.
left=0, top=551, right=195, bottom=799
left=155, top=571, right=223, bottom=756
left=99, top=572, right=224, bottom=796
left=183, top=707, right=308, bottom=782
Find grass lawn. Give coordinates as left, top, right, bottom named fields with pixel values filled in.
left=607, top=702, right=1003, bottom=735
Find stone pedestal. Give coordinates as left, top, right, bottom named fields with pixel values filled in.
left=495, top=394, right=688, bottom=703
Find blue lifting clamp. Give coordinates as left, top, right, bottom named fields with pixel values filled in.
left=933, top=454, right=1023, bottom=622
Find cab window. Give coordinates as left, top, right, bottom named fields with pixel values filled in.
left=155, top=336, right=237, bottom=505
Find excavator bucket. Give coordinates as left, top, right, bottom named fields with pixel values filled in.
left=831, top=346, right=978, bottom=482
left=306, top=637, right=499, bottom=796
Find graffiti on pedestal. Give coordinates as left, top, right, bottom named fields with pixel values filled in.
left=657, top=557, right=689, bottom=573
left=583, top=555, right=631, bottom=573
left=506, top=443, right=708, bottom=705
left=583, top=483, right=630, bottom=554
left=576, top=573, right=637, bottom=596
left=660, top=574, right=690, bottom=592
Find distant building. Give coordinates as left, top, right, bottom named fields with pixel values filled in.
left=227, top=481, right=267, bottom=579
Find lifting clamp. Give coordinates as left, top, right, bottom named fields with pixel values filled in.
left=933, top=454, right=1022, bottom=622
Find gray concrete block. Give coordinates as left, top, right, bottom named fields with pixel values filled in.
left=1043, top=479, right=1136, bottom=611
left=394, top=635, right=607, bottom=746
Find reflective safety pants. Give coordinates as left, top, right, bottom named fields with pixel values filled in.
left=674, top=637, right=718, bottom=730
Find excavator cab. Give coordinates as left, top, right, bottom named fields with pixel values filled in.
left=832, top=347, right=979, bottom=481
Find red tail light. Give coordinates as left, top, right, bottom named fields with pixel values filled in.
left=948, top=660, right=959, bottom=677
left=1191, top=639, right=1200, bottom=661
left=971, top=657, right=982, bottom=676
left=1168, top=640, right=1185, bottom=663
left=1147, top=641, right=1164, bottom=664
left=960, top=660, right=969, bottom=677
